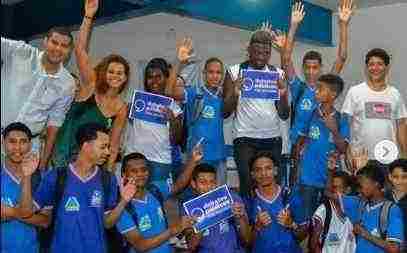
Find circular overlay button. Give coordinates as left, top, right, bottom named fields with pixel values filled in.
left=374, top=140, right=399, bottom=164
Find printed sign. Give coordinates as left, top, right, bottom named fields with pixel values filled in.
left=241, top=70, right=280, bottom=100
left=129, top=90, right=173, bottom=125
left=183, top=185, right=234, bottom=232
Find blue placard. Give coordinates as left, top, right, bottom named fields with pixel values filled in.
left=241, top=70, right=280, bottom=100
left=183, top=185, right=234, bottom=232
left=129, top=90, right=173, bottom=125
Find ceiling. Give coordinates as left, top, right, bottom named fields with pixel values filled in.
left=306, top=0, right=406, bottom=10
left=1, top=0, right=405, bottom=40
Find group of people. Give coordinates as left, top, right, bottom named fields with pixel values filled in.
left=1, top=0, right=406, bottom=253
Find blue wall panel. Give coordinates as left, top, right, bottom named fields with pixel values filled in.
left=174, top=0, right=332, bottom=45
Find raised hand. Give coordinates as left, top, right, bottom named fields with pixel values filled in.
left=170, top=216, right=195, bottom=235
left=291, top=2, right=306, bottom=25
left=277, top=208, right=294, bottom=228
left=161, top=107, right=176, bottom=122
left=232, top=202, right=247, bottom=220
left=255, top=207, right=272, bottom=231
left=259, top=21, right=276, bottom=37
left=21, top=153, right=39, bottom=177
left=191, top=143, right=203, bottom=164
left=233, top=75, right=244, bottom=97
left=271, top=31, right=287, bottom=52
left=85, top=0, right=99, bottom=18
left=349, top=145, right=368, bottom=174
left=338, top=0, right=355, bottom=24
left=120, top=180, right=137, bottom=203
left=176, top=37, right=194, bottom=63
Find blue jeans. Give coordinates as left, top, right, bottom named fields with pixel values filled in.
left=233, top=137, right=282, bottom=197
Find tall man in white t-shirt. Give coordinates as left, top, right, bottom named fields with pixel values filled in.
left=223, top=30, right=290, bottom=197
left=342, top=48, right=407, bottom=162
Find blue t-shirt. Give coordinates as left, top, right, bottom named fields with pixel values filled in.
left=1, top=167, right=40, bottom=253
left=298, top=107, right=350, bottom=188
left=289, top=76, right=317, bottom=146
left=34, top=165, right=118, bottom=253
left=181, top=192, right=245, bottom=253
left=184, top=85, right=225, bottom=162
left=246, top=187, right=306, bottom=253
left=342, top=196, right=405, bottom=253
left=116, top=181, right=172, bottom=253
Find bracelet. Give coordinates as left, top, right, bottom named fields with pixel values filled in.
left=85, top=15, right=93, bottom=20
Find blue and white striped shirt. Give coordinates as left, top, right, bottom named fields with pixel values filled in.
left=1, top=37, right=75, bottom=135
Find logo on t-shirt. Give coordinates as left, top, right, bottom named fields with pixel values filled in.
left=65, top=196, right=80, bottom=212
left=90, top=190, right=102, bottom=207
left=202, top=105, right=215, bottom=119
left=309, top=125, right=320, bottom=139
left=138, top=215, right=152, bottom=232
left=365, top=102, right=392, bottom=120
left=300, top=98, right=313, bottom=111
left=327, top=233, right=340, bottom=246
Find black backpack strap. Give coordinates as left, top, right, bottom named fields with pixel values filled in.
left=379, top=200, right=393, bottom=240
left=320, top=199, right=333, bottom=247
left=147, top=184, right=168, bottom=226
left=31, top=169, right=42, bottom=194
left=54, top=167, right=68, bottom=210
left=125, top=203, right=139, bottom=225
left=147, top=184, right=165, bottom=206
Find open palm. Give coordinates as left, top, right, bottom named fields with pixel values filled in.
left=291, top=2, right=305, bottom=25
left=338, top=0, right=354, bottom=24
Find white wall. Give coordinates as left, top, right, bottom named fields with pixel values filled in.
left=333, top=3, right=407, bottom=101
left=30, top=12, right=336, bottom=98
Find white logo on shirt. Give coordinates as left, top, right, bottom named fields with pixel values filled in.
left=309, top=125, right=320, bottom=139
left=65, top=196, right=80, bottom=212
left=90, top=190, right=102, bottom=207
left=202, top=105, right=215, bottom=119
left=301, top=98, right=312, bottom=111
left=139, top=215, right=152, bottom=231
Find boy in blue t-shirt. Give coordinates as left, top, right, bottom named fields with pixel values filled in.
left=167, top=38, right=227, bottom=183
left=183, top=163, right=250, bottom=253
left=1, top=122, right=44, bottom=253
left=116, top=147, right=203, bottom=253
left=246, top=151, right=307, bottom=253
left=281, top=1, right=353, bottom=146
left=34, top=123, right=132, bottom=253
left=342, top=162, right=404, bottom=253
left=293, top=74, right=350, bottom=219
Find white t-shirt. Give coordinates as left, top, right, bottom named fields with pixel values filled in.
left=228, top=64, right=285, bottom=140
left=342, top=82, right=407, bottom=159
left=314, top=202, right=356, bottom=253
left=124, top=100, right=182, bottom=164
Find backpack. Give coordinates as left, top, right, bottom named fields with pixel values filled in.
left=38, top=167, right=113, bottom=253
left=180, top=85, right=205, bottom=152
left=118, top=183, right=168, bottom=253
left=357, top=199, right=393, bottom=240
